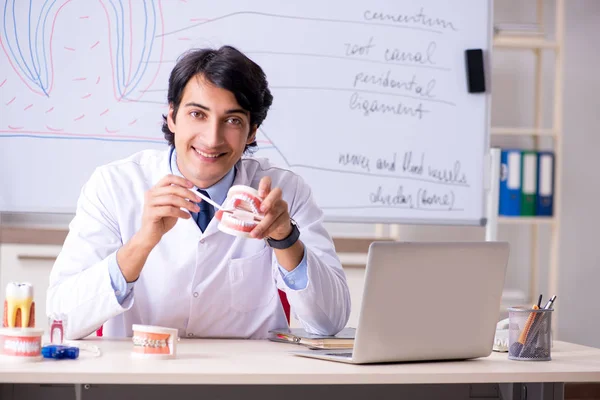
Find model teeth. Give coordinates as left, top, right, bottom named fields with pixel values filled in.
left=231, top=194, right=259, bottom=213
left=4, top=339, right=40, bottom=354
left=222, top=212, right=256, bottom=227
left=132, top=336, right=168, bottom=348
left=6, top=282, right=33, bottom=299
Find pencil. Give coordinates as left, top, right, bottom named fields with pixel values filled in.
left=509, top=305, right=539, bottom=356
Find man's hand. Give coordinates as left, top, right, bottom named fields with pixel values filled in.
left=251, top=177, right=304, bottom=272
left=250, top=176, right=292, bottom=240
left=117, top=174, right=201, bottom=282
left=139, top=174, right=201, bottom=247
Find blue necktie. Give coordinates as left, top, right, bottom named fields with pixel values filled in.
left=196, top=189, right=213, bottom=233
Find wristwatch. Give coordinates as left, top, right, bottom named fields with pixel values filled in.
left=266, top=219, right=300, bottom=249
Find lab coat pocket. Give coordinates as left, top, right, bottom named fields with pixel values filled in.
left=228, top=246, right=276, bottom=313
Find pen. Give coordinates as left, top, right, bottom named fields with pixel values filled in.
left=537, top=294, right=543, bottom=308
left=543, top=295, right=557, bottom=309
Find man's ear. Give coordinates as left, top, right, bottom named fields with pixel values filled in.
left=247, top=125, right=258, bottom=144
left=167, top=105, right=176, bottom=133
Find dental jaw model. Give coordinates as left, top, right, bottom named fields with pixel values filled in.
left=215, top=185, right=264, bottom=237
left=3, top=282, right=35, bottom=328
left=131, top=325, right=178, bottom=359
left=0, top=327, right=44, bottom=361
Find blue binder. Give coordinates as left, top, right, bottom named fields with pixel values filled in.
left=536, top=151, right=555, bottom=216
left=499, top=149, right=522, bottom=216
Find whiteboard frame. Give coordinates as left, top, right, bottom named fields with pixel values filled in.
left=322, top=215, right=488, bottom=226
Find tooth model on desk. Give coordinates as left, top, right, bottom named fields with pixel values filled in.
left=3, top=282, right=35, bottom=328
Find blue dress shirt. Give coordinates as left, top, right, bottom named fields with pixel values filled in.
left=108, top=147, right=308, bottom=304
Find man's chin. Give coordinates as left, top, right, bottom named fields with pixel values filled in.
left=192, top=167, right=232, bottom=186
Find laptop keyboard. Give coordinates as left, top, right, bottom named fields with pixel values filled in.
left=325, top=352, right=353, bottom=358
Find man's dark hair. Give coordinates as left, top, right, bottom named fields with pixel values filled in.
left=162, top=46, right=273, bottom=154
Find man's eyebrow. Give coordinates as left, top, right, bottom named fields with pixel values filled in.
left=184, top=102, right=209, bottom=110
left=183, top=102, right=248, bottom=116
left=225, top=108, right=248, bottom=115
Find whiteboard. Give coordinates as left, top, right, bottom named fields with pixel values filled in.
left=0, top=0, right=492, bottom=225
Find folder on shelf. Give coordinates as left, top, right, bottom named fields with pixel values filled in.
left=520, top=151, right=538, bottom=216
left=499, top=149, right=522, bottom=216
left=536, top=151, right=555, bottom=216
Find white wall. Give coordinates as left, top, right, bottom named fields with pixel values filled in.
left=556, top=0, right=600, bottom=348
left=2, top=0, right=600, bottom=347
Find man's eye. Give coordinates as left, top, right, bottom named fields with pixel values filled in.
left=190, top=111, right=204, bottom=118
left=227, top=117, right=242, bottom=125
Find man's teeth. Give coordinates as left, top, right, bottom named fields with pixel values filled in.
left=195, top=149, right=220, bottom=158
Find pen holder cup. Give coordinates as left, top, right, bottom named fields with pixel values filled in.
left=508, top=307, right=553, bottom=361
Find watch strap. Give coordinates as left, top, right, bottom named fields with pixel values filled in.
left=266, top=220, right=300, bottom=249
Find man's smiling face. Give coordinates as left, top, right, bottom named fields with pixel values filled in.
left=168, top=74, right=257, bottom=189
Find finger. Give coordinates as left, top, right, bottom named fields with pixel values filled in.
left=259, top=187, right=282, bottom=214
left=152, top=206, right=191, bottom=220
left=258, top=176, right=272, bottom=199
left=150, top=194, right=200, bottom=213
left=151, top=185, right=202, bottom=203
left=156, top=174, right=194, bottom=189
left=251, top=203, right=286, bottom=239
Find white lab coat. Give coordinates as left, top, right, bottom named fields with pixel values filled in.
left=47, top=149, right=351, bottom=340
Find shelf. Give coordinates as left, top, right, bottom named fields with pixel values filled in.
left=493, top=36, right=558, bottom=49
left=491, top=127, right=558, bottom=138
left=499, top=217, right=555, bottom=225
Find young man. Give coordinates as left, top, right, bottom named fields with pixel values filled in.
left=47, top=46, right=351, bottom=340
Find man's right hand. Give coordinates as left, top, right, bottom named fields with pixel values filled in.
left=138, top=175, right=201, bottom=247
left=117, top=175, right=201, bottom=282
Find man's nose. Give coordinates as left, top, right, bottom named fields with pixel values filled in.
left=202, top=120, right=225, bottom=147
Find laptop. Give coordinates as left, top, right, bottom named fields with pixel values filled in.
left=292, top=241, right=509, bottom=364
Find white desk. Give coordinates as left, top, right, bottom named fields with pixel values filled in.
left=0, top=339, right=599, bottom=400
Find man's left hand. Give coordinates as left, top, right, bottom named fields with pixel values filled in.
left=250, top=176, right=292, bottom=240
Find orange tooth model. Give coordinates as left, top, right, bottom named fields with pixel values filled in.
left=3, top=282, right=35, bottom=328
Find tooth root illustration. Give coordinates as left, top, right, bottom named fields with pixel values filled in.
left=99, top=0, right=164, bottom=101
left=3, top=282, right=35, bottom=328
left=1, top=0, right=70, bottom=97
left=2, top=0, right=163, bottom=100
